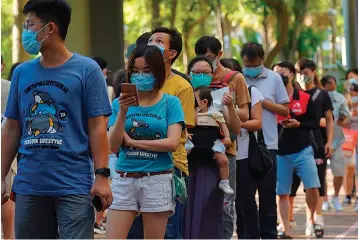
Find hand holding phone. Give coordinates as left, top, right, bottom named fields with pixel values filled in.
left=121, top=83, right=138, bottom=105
left=92, top=195, right=103, bottom=212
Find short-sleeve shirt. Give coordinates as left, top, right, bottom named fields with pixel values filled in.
left=108, top=94, right=185, bottom=173
left=161, top=74, right=195, bottom=176
left=211, top=69, right=251, bottom=155
left=305, top=87, right=333, bottom=147
left=236, top=86, right=264, bottom=160
left=245, top=67, right=290, bottom=150
left=4, top=54, right=112, bottom=195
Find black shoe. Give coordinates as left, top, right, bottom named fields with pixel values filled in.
left=278, top=231, right=292, bottom=239
left=94, top=223, right=106, bottom=234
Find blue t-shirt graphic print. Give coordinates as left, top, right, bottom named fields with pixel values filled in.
left=5, top=53, right=112, bottom=195
left=108, top=94, right=185, bottom=173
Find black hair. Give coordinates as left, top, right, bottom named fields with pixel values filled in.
left=8, top=62, right=22, bottom=81
left=91, top=56, right=107, bottom=71
left=194, top=86, right=213, bottom=107
left=278, top=61, right=296, bottom=75
left=1, top=55, right=3, bottom=65
left=350, top=83, right=358, bottom=92
left=280, top=75, right=289, bottom=87
left=240, top=42, right=265, bottom=61
left=298, top=58, right=316, bottom=72
left=136, top=32, right=152, bottom=46
left=23, top=0, right=72, bottom=40
left=220, top=58, right=242, bottom=73
left=187, top=56, right=213, bottom=75
left=346, top=68, right=358, bottom=80
left=321, top=75, right=336, bottom=87
left=195, top=36, right=222, bottom=56
left=127, top=45, right=166, bottom=91
left=112, top=68, right=127, bottom=99
left=152, top=27, right=182, bottom=64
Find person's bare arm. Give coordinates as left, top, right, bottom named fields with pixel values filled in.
left=222, top=93, right=241, bottom=135
left=241, top=101, right=263, bottom=131
left=125, top=124, right=182, bottom=152
left=324, top=110, right=334, bottom=145
left=109, top=111, right=126, bottom=153
left=320, top=118, right=326, bottom=127
left=1, top=119, right=21, bottom=179
left=218, top=121, right=231, bottom=146
left=236, top=104, right=249, bottom=122
left=262, top=100, right=289, bottom=117
left=89, top=116, right=113, bottom=211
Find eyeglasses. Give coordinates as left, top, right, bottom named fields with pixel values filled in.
left=23, top=21, right=45, bottom=31
left=129, top=69, right=152, bottom=75
left=190, top=71, right=212, bottom=77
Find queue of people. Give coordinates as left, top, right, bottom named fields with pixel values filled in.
left=1, top=0, right=358, bottom=239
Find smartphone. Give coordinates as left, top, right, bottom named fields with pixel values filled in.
left=281, top=119, right=291, bottom=125
left=92, top=195, right=103, bottom=212
left=121, top=83, right=138, bottom=106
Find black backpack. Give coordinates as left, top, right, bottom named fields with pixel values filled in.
left=247, top=86, right=273, bottom=180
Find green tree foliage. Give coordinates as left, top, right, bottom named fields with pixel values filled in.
left=1, top=0, right=14, bottom=79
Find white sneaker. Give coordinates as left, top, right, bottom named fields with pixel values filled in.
left=315, top=214, right=324, bottom=228
left=331, top=196, right=343, bottom=212
left=322, top=201, right=331, bottom=212
left=219, top=181, right=234, bottom=195
left=305, top=223, right=314, bottom=237
left=355, top=203, right=358, bottom=212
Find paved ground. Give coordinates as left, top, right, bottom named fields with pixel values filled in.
left=95, top=170, right=358, bottom=239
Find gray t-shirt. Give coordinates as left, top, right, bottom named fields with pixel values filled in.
left=245, top=67, right=289, bottom=150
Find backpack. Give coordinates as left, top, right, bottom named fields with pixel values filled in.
left=247, top=86, right=273, bottom=180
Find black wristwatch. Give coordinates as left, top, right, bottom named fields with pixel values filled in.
left=95, top=168, right=110, bottom=178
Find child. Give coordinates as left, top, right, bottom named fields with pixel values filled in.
left=186, top=86, right=234, bottom=195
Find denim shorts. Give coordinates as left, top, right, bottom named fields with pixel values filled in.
left=110, top=173, right=175, bottom=214
left=15, top=194, right=94, bottom=239
left=277, top=146, right=321, bottom=195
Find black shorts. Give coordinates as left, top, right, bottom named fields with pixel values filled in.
left=290, top=158, right=327, bottom=197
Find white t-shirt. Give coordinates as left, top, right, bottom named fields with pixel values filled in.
left=236, top=86, right=264, bottom=160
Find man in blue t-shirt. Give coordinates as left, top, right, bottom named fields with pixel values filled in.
left=1, top=1, right=112, bottom=239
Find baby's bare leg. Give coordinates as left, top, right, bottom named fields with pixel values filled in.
left=215, top=152, right=229, bottom=180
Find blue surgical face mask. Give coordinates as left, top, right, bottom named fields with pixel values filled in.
left=351, top=96, right=358, bottom=104
left=190, top=73, right=212, bottom=89
left=349, top=78, right=358, bottom=85
left=22, top=24, right=50, bottom=55
left=243, top=65, right=263, bottom=78
left=130, top=73, right=156, bottom=92
left=152, top=44, right=165, bottom=55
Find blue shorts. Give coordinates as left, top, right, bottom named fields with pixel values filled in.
left=277, top=146, right=320, bottom=195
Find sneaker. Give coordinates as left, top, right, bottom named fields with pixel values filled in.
left=355, top=202, right=358, bottom=212
left=305, top=223, right=315, bottom=237
left=331, top=196, right=343, bottom=212
left=343, top=195, right=352, bottom=205
left=219, top=181, right=234, bottom=195
left=278, top=231, right=292, bottom=239
left=94, top=223, right=106, bottom=235
left=322, top=201, right=331, bottom=212
left=315, top=214, right=324, bottom=228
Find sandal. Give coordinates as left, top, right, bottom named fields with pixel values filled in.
left=314, top=223, right=324, bottom=238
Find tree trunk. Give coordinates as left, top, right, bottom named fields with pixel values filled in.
left=151, top=0, right=162, bottom=29
left=263, top=0, right=289, bottom=67
left=13, top=0, right=30, bottom=62
left=262, top=15, right=269, bottom=53
left=170, top=0, right=178, bottom=27
left=289, top=0, right=309, bottom=62
left=215, top=0, right=224, bottom=46
left=183, top=12, right=211, bottom=69
left=118, top=0, right=125, bottom=69
left=222, top=14, right=232, bottom=57
left=330, top=0, right=337, bottom=64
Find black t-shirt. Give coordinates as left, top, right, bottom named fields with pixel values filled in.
left=305, top=87, right=333, bottom=156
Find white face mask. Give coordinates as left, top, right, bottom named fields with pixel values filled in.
left=351, top=96, right=358, bottom=104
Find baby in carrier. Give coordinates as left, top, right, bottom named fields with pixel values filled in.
left=186, top=86, right=234, bottom=195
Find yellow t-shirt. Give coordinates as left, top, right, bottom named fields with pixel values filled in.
left=161, top=74, right=195, bottom=176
